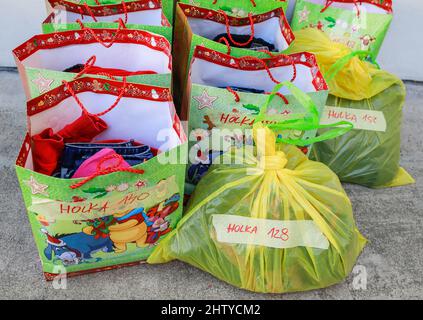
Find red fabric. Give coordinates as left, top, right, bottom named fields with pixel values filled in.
left=32, top=113, right=108, bottom=176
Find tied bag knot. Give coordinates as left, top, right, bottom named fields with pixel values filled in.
left=258, top=152, right=288, bottom=171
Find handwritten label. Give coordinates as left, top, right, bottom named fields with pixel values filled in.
left=320, top=106, right=386, bottom=132
left=28, top=176, right=179, bottom=221
left=212, top=215, right=329, bottom=250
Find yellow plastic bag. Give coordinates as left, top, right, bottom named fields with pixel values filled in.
left=287, top=28, right=414, bottom=188
left=148, top=125, right=367, bottom=293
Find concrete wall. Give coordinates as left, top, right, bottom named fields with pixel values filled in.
left=1, top=0, right=422, bottom=81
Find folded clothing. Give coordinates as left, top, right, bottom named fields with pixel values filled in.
left=214, top=33, right=276, bottom=52
left=60, top=140, right=154, bottom=179
left=72, top=148, right=131, bottom=179
left=32, top=113, right=108, bottom=176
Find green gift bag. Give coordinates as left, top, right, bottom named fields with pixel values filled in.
left=184, top=46, right=330, bottom=187
left=291, top=0, right=393, bottom=58
left=13, top=24, right=172, bottom=99
left=173, top=0, right=293, bottom=110
left=45, top=0, right=175, bottom=25
left=16, top=76, right=187, bottom=280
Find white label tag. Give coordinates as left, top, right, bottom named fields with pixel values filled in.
left=212, top=215, right=329, bottom=250
left=320, top=106, right=387, bottom=132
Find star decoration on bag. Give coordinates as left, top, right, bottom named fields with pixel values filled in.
left=24, top=176, right=49, bottom=196
left=193, top=90, right=218, bottom=110
left=135, top=180, right=147, bottom=189
left=298, top=6, right=310, bottom=23
left=32, top=74, right=54, bottom=94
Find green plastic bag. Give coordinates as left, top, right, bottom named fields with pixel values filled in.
left=287, top=28, right=415, bottom=188
left=291, top=0, right=393, bottom=58
left=148, top=83, right=365, bottom=294
left=149, top=125, right=366, bottom=293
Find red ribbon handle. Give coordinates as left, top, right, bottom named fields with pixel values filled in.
left=70, top=154, right=145, bottom=189
left=62, top=75, right=127, bottom=117
left=213, top=0, right=256, bottom=7
left=218, top=10, right=255, bottom=48
left=76, top=18, right=127, bottom=48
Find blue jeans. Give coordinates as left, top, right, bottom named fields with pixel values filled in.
left=58, top=140, right=154, bottom=178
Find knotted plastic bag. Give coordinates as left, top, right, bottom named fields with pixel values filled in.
left=287, top=28, right=414, bottom=188
left=148, top=124, right=366, bottom=293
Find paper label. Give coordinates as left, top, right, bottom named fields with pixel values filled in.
left=28, top=175, right=180, bottom=221
left=212, top=215, right=329, bottom=250
left=320, top=106, right=386, bottom=132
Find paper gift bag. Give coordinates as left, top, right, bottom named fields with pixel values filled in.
left=184, top=47, right=330, bottom=186
left=13, top=25, right=172, bottom=99
left=45, top=0, right=175, bottom=25
left=172, top=0, right=294, bottom=110
left=43, top=0, right=171, bottom=34
left=291, top=0, right=393, bottom=58
left=16, top=76, right=187, bottom=280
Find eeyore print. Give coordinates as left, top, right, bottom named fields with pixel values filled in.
left=42, top=229, right=114, bottom=266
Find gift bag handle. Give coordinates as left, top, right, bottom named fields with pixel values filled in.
left=78, top=1, right=129, bottom=24
left=256, top=81, right=353, bottom=146
left=79, top=3, right=98, bottom=22
left=62, top=75, right=127, bottom=117
left=76, top=17, right=127, bottom=48
left=321, top=0, right=361, bottom=17
left=218, top=10, right=255, bottom=47
left=70, top=153, right=145, bottom=189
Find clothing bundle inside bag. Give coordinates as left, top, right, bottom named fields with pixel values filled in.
left=60, top=140, right=155, bottom=178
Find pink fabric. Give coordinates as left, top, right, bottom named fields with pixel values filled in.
left=72, top=148, right=131, bottom=179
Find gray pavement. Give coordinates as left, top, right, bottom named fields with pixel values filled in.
left=0, top=70, right=422, bottom=300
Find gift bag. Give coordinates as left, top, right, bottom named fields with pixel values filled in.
left=291, top=0, right=393, bottom=58
left=173, top=0, right=294, bottom=109
left=45, top=0, right=175, bottom=26
left=148, top=121, right=365, bottom=293
left=13, top=23, right=172, bottom=99
left=184, top=46, right=329, bottom=186
left=16, top=76, right=187, bottom=280
left=287, top=28, right=415, bottom=188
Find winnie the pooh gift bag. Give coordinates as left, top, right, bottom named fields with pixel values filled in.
left=15, top=76, right=187, bottom=280
left=149, top=83, right=366, bottom=294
